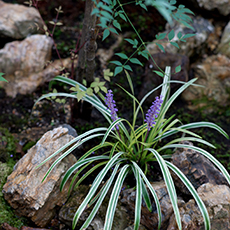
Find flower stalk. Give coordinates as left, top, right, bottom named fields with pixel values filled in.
left=144, top=95, right=164, bottom=143
left=105, top=89, right=121, bottom=139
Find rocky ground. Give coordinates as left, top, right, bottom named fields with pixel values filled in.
left=1, top=0, right=230, bottom=230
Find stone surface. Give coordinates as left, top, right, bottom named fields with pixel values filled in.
left=0, top=1, right=42, bottom=39
left=198, top=183, right=230, bottom=229
left=171, top=141, right=228, bottom=195
left=58, top=124, right=78, bottom=138
left=0, top=34, right=52, bottom=97
left=181, top=54, right=230, bottom=108
left=121, top=181, right=184, bottom=230
left=59, top=185, right=130, bottom=230
left=2, top=127, right=77, bottom=227
left=196, top=0, right=230, bottom=16
left=167, top=199, right=203, bottom=230
left=139, top=52, right=189, bottom=103
left=1, top=223, right=19, bottom=230
left=124, top=224, right=147, bottom=230
left=0, top=34, right=52, bottom=74
left=21, top=227, right=49, bottom=230
left=146, top=16, right=214, bottom=57
left=0, top=34, right=76, bottom=97
left=217, top=21, right=230, bottom=58
left=167, top=183, right=230, bottom=230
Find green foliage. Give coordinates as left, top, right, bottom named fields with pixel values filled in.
left=103, top=69, right=113, bottom=81
left=47, top=88, right=66, bottom=104
left=0, top=73, right=7, bottom=82
left=36, top=68, right=230, bottom=230
left=90, top=77, right=107, bottom=94
left=90, top=0, right=195, bottom=79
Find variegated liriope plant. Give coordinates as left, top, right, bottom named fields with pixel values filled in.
left=36, top=67, right=230, bottom=230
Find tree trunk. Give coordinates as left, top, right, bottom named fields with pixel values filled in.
left=72, top=0, right=98, bottom=122
left=76, top=0, right=97, bottom=83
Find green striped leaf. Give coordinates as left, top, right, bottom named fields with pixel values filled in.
left=60, top=156, right=109, bottom=191
left=72, top=161, right=108, bottom=191
left=158, top=78, right=197, bottom=126
left=132, top=166, right=142, bottom=230
left=72, top=152, right=124, bottom=229
left=132, top=161, right=162, bottom=230
left=135, top=79, right=191, bottom=120
left=145, top=148, right=182, bottom=230
left=141, top=179, right=152, bottom=212
left=100, top=118, right=126, bottom=144
left=36, top=127, right=107, bottom=169
left=160, top=144, right=230, bottom=186
left=166, top=161, right=210, bottom=230
left=40, top=133, right=105, bottom=182
left=104, top=164, right=130, bottom=230
left=158, top=122, right=229, bottom=141
left=80, top=164, right=120, bottom=230
left=164, top=137, right=215, bottom=149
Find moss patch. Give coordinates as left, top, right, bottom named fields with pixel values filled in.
left=0, top=161, right=28, bottom=228
left=0, top=127, right=17, bottom=162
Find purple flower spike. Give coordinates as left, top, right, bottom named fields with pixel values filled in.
left=145, top=95, right=163, bottom=131
left=105, top=89, right=119, bottom=129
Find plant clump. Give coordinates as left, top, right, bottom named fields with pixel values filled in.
left=36, top=69, right=230, bottom=230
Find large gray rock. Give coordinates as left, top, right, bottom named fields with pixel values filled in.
left=167, top=183, right=230, bottom=230
left=196, top=0, right=230, bottom=16
left=0, top=34, right=76, bottom=97
left=181, top=54, right=230, bottom=108
left=146, top=16, right=214, bottom=57
left=122, top=182, right=230, bottom=230
left=167, top=199, right=203, bottom=230
left=0, top=1, right=42, bottom=39
left=217, top=21, right=230, bottom=58
left=2, top=127, right=77, bottom=227
left=0, top=34, right=52, bottom=75
left=0, top=34, right=52, bottom=97
left=198, top=183, right=230, bottom=229
left=171, top=141, right=228, bottom=195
